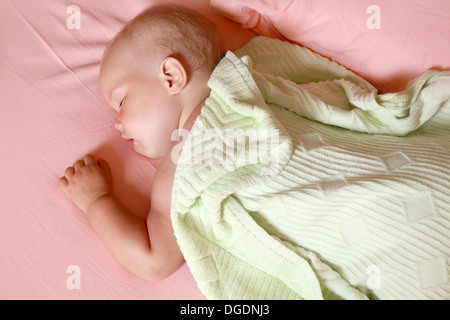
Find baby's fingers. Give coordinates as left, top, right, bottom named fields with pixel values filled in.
left=97, top=158, right=110, bottom=173
left=58, top=176, right=69, bottom=191
left=73, top=159, right=85, bottom=171
left=64, top=166, right=75, bottom=177
left=84, top=154, right=96, bottom=166
left=97, top=158, right=113, bottom=182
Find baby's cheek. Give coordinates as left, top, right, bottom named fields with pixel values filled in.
left=146, top=132, right=174, bottom=158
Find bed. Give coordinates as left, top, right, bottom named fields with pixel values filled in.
left=1, top=0, right=449, bottom=299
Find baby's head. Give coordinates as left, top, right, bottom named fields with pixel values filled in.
left=100, top=5, right=224, bottom=158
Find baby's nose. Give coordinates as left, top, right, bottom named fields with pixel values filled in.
left=114, top=117, right=123, bottom=132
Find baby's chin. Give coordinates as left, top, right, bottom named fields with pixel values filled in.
left=134, top=142, right=166, bottom=159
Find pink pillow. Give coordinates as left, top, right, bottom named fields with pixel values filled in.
left=211, top=0, right=450, bottom=92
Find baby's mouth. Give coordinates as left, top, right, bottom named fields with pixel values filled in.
left=122, top=137, right=135, bottom=149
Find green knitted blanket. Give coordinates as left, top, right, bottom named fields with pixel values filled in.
left=171, top=37, right=450, bottom=299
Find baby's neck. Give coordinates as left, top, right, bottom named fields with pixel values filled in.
left=181, top=96, right=207, bottom=134
left=178, top=73, right=211, bottom=131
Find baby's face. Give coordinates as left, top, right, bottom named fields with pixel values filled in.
left=100, top=46, right=180, bottom=159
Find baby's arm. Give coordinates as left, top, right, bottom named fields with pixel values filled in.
left=59, top=155, right=183, bottom=281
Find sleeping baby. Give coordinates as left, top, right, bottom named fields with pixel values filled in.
left=59, top=5, right=225, bottom=281
left=59, top=4, right=450, bottom=299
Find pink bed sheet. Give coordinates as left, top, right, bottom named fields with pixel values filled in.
left=0, top=0, right=255, bottom=299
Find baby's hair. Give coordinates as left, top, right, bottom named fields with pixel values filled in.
left=115, top=5, right=225, bottom=74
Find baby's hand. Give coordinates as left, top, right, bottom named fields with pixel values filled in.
left=59, top=155, right=113, bottom=214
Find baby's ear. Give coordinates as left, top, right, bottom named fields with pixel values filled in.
left=160, top=57, right=187, bottom=95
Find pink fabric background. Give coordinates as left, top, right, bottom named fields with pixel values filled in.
left=0, top=0, right=255, bottom=299
left=1, top=0, right=449, bottom=299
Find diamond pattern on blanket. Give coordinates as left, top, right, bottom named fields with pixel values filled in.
left=434, top=140, right=450, bottom=152
left=417, top=257, right=447, bottom=289
left=382, top=151, right=411, bottom=171
left=197, top=164, right=214, bottom=181
left=339, top=216, right=369, bottom=245
left=189, top=255, right=219, bottom=284
left=301, top=133, right=325, bottom=151
left=320, top=177, right=348, bottom=195
left=402, top=191, right=435, bottom=222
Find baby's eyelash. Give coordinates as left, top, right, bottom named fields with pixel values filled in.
left=119, top=99, right=124, bottom=108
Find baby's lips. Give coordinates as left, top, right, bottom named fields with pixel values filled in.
left=122, top=137, right=135, bottom=149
